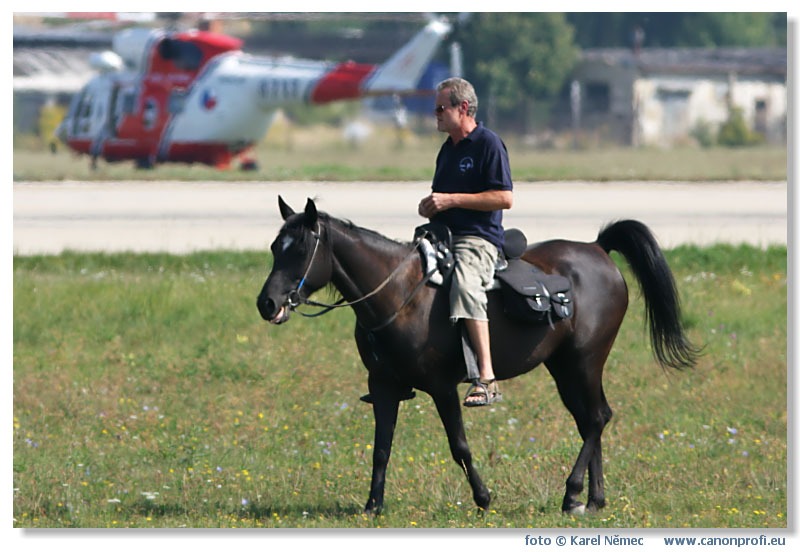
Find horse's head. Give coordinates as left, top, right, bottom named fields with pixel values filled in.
left=256, top=196, right=333, bottom=324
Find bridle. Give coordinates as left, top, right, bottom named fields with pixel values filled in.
left=282, top=221, right=438, bottom=332
left=286, top=222, right=323, bottom=310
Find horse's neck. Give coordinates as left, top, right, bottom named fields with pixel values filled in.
left=327, top=219, right=417, bottom=320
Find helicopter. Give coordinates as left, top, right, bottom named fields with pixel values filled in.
left=56, top=17, right=451, bottom=170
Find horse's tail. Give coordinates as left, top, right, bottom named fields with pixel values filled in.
left=597, top=220, right=700, bottom=370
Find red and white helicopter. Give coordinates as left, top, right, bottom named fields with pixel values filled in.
left=56, top=17, right=451, bottom=169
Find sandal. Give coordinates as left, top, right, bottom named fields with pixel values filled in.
left=463, top=379, right=502, bottom=407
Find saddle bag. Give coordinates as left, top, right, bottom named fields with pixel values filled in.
left=495, top=258, right=573, bottom=324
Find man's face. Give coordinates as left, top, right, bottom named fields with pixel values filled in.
left=434, top=88, right=461, bottom=133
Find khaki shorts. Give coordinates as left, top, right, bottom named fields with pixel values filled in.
left=449, top=236, right=498, bottom=323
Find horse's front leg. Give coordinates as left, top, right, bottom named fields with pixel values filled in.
left=364, top=381, right=401, bottom=515
left=432, top=387, right=491, bottom=510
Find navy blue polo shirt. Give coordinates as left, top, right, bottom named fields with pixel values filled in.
left=431, top=122, right=513, bottom=249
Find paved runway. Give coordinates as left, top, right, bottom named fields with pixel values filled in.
left=12, top=180, right=788, bottom=254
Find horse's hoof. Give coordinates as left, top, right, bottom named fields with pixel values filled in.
left=364, top=500, right=383, bottom=516
left=474, top=490, right=491, bottom=510
left=587, top=499, right=605, bottom=512
left=567, top=504, right=587, bottom=516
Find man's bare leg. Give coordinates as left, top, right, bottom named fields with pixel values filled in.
left=463, top=318, right=499, bottom=406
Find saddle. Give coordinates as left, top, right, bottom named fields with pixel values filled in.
left=415, top=223, right=455, bottom=285
left=416, top=224, right=574, bottom=325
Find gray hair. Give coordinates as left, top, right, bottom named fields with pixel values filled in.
left=437, top=77, right=478, bottom=117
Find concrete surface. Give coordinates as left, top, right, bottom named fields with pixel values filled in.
left=12, top=180, right=788, bottom=254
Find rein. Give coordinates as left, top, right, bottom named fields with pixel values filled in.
left=287, top=224, right=437, bottom=331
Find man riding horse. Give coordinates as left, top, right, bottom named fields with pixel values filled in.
left=365, top=77, right=514, bottom=407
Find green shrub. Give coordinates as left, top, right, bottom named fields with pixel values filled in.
left=717, top=107, right=765, bottom=147
left=690, top=119, right=716, bottom=148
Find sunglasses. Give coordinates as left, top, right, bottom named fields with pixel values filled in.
left=435, top=102, right=465, bottom=114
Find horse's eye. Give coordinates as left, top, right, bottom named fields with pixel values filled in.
left=270, top=240, right=281, bottom=256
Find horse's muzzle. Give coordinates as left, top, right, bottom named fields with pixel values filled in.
left=257, top=296, right=291, bottom=325
left=270, top=305, right=291, bottom=325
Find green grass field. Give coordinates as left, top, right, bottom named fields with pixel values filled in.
left=13, top=125, right=788, bottom=182
left=12, top=245, right=787, bottom=528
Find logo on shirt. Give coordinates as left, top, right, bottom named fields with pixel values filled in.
left=459, top=156, right=474, bottom=173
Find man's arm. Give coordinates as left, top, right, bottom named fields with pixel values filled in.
left=418, top=189, right=513, bottom=218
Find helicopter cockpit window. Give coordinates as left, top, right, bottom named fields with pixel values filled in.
left=121, top=92, right=136, bottom=115
left=76, top=93, right=93, bottom=134
left=168, top=90, right=187, bottom=114
left=79, top=95, right=92, bottom=119
left=157, top=38, right=203, bottom=71
left=142, top=98, right=158, bottom=130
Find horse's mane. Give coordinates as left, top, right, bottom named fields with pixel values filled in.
left=321, top=212, right=412, bottom=249
left=283, top=209, right=413, bottom=304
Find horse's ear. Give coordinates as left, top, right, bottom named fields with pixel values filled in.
left=303, top=198, right=318, bottom=228
left=278, top=195, right=295, bottom=220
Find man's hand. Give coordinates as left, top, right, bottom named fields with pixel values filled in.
left=418, top=193, right=452, bottom=218
left=418, top=190, right=513, bottom=219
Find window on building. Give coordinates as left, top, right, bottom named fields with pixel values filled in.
left=754, top=99, right=768, bottom=135
left=584, top=82, right=610, bottom=113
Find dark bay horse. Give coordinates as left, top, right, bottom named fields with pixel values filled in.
left=257, top=196, right=698, bottom=515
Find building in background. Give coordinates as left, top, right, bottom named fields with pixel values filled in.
left=567, top=47, right=786, bottom=146
left=14, top=13, right=788, bottom=148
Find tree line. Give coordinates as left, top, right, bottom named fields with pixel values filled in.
left=450, top=13, right=786, bottom=131
left=246, top=12, right=786, bottom=132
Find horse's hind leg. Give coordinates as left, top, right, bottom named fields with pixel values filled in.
left=585, top=386, right=612, bottom=510
left=546, top=355, right=613, bottom=514
left=432, top=387, right=491, bottom=510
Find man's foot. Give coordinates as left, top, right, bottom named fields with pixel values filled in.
left=360, top=389, right=416, bottom=404
left=463, top=379, right=502, bottom=407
